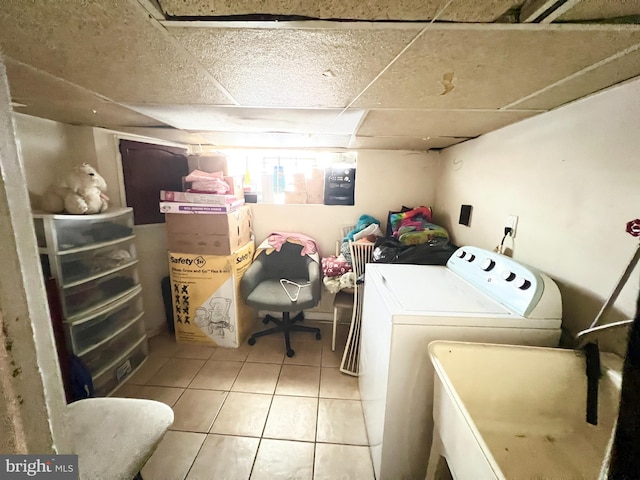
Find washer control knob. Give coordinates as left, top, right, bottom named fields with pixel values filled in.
left=466, top=254, right=476, bottom=262
left=481, top=259, right=495, bottom=271
left=456, top=250, right=466, bottom=258
left=516, top=278, right=532, bottom=290
left=501, top=271, right=516, bottom=282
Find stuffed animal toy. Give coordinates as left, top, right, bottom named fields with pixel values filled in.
left=41, top=163, right=109, bottom=215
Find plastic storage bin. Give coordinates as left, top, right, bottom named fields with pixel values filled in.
left=33, top=208, right=148, bottom=397
left=33, top=209, right=134, bottom=251
left=58, top=237, right=137, bottom=287
left=63, top=263, right=138, bottom=319
left=92, top=337, right=149, bottom=397
left=67, top=286, right=143, bottom=354
left=79, top=314, right=146, bottom=374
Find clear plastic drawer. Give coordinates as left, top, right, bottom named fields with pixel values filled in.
left=79, top=315, right=146, bottom=375
left=93, top=337, right=148, bottom=397
left=67, top=287, right=143, bottom=353
left=59, top=237, right=137, bottom=287
left=63, top=264, right=138, bottom=318
left=33, top=209, right=134, bottom=251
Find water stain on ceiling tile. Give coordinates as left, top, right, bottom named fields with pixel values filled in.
left=353, top=25, right=640, bottom=109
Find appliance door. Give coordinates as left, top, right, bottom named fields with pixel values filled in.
left=375, top=263, right=511, bottom=316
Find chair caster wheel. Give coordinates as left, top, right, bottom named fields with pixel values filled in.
left=315, top=332, right=321, bottom=340
left=287, top=349, right=295, bottom=357
left=248, top=337, right=256, bottom=346
left=262, top=317, right=270, bottom=324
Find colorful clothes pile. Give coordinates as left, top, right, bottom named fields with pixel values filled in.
left=390, top=206, right=449, bottom=246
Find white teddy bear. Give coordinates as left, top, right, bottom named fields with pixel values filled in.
left=41, top=163, right=109, bottom=215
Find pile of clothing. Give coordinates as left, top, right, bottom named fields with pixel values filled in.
left=389, top=206, right=448, bottom=245
left=322, top=214, right=383, bottom=293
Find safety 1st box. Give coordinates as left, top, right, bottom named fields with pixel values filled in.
left=168, top=240, right=256, bottom=347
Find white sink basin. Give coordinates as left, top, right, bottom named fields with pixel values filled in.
left=427, top=341, right=622, bottom=480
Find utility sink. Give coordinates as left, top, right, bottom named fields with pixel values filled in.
left=426, top=341, right=623, bottom=480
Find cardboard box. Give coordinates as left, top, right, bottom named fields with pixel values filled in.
left=160, top=191, right=240, bottom=205
left=166, top=206, right=253, bottom=255
left=160, top=200, right=244, bottom=214
left=168, top=241, right=256, bottom=347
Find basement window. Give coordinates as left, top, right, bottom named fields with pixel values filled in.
left=219, top=149, right=357, bottom=206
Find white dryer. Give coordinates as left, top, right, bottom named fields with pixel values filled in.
left=358, top=246, right=563, bottom=480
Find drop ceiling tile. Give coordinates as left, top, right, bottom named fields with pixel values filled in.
left=358, top=109, right=541, bottom=138
left=557, top=0, right=640, bottom=21
left=194, top=131, right=351, bottom=148
left=158, top=0, right=321, bottom=17
left=353, top=25, right=640, bottom=109
left=158, top=0, right=523, bottom=22
left=124, top=104, right=365, bottom=134
left=511, top=47, right=640, bottom=110
left=321, top=0, right=524, bottom=22
left=168, top=25, right=421, bottom=107
left=5, top=59, right=164, bottom=128
left=349, top=136, right=468, bottom=150
left=0, top=0, right=232, bottom=105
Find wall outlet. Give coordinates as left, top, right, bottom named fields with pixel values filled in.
left=507, top=215, right=518, bottom=237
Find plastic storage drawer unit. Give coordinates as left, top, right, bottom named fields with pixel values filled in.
left=33, top=208, right=148, bottom=397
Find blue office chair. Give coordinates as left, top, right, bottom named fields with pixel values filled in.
left=241, top=240, right=322, bottom=357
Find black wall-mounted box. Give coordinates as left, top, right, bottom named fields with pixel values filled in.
left=324, top=166, right=356, bottom=205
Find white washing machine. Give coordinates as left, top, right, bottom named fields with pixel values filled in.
left=358, top=246, right=563, bottom=480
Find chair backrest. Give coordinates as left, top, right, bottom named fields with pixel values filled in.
left=257, top=242, right=313, bottom=280
left=349, top=240, right=375, bottom=277
left=336, top=224, right=356, bottom=256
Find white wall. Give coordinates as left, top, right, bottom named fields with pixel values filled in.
left=435, top=77, right=640, bottom=355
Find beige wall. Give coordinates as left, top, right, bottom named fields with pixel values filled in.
left=13, top=115, right=440, bottom=335
left=13, top=113, right=98, bottom=200
left=138, top=149, right=440, bottom=333
left=435, top=77, right=640, bottom=354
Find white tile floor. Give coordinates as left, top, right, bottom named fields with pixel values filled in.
left=112, top=321, right=376, bottom=480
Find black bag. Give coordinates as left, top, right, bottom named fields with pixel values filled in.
left=373, top=236, right=458, bottom=266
